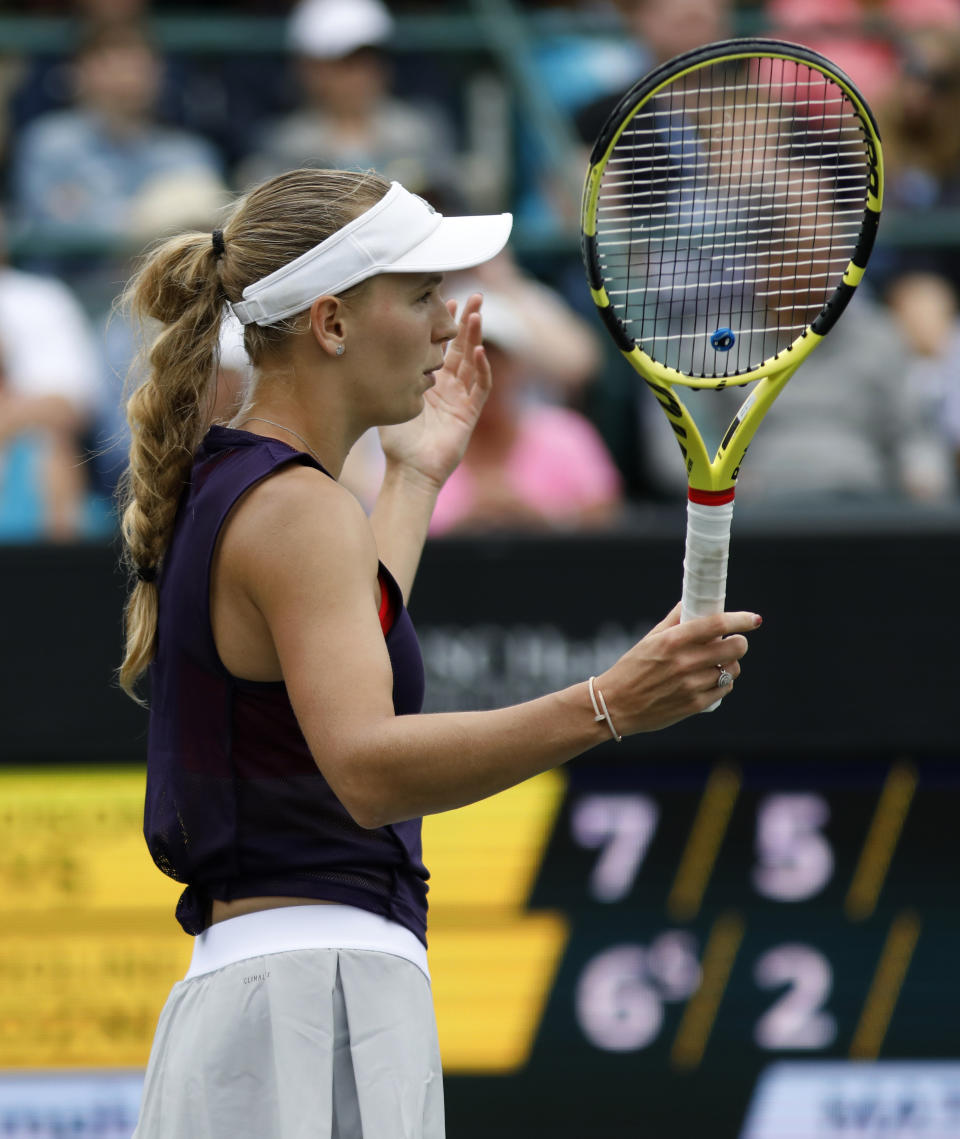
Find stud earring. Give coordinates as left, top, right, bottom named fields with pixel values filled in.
left=335, top=344, right=345, bottom=357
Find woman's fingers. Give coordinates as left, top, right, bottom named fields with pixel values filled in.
left=444, top=293, right=483, bottom=371
left=648, top=607, right=760, bottom=650
left=469, top=343, right=492, bottom=400
left=600, top=610, right=761, bottom=734
left=675, top=611, right=762, bottom=644
left=441, top=309, right=484, bottom=396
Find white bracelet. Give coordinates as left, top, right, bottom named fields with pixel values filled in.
left=588, top=676, right=622, bottom=743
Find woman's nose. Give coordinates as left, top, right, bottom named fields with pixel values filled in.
left=436, top=307, right=458, bottom=343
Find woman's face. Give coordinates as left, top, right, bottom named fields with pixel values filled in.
left=343, top=272, right=458, bottom=425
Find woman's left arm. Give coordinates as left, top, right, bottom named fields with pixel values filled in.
left=370, top=294, right=490, bottom=600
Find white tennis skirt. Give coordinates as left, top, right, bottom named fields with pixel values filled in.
left=133, top=906, right=444, bottom=1139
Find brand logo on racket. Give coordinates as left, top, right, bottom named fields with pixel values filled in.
left=866, top=136, right=880, bottom=198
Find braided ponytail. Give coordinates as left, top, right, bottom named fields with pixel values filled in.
left=117, top=234, right=225, bottom=699
left=117, top=167, right=391, bottom=700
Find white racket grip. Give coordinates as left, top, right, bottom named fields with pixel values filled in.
left=681, top=499, right=734, bottom=622
left=681, top=498, right=735, bottom=713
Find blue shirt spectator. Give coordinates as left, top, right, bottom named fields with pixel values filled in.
left=0, top=258, right=110, bottom=540
left=10, top=22, right=222, bottom=309
left=13, top=107, right=221, bottom=243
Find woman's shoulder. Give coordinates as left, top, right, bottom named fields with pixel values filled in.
left=211, top=452, right=379, bottom=624
left=221, top=451, right=375, bottom=573
left=240, top=454, right=366, bottom=525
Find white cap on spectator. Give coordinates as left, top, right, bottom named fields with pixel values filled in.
left=127, top=169, right=230, bottom=244
left=449, top=284, right=531, bottom=357
left=287, top=0, right=394, bottom=60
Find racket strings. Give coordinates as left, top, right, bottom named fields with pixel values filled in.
left=598, top=164, right=869, bottom=192
left=594, top=56, right=871, bottom=379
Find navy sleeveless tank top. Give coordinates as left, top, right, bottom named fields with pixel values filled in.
left=144, top=425, right=429, bottom=943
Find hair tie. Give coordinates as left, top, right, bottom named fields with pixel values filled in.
left=211, top=229, right=225, bottom=257
left=135, top=564, right=158, bottom=583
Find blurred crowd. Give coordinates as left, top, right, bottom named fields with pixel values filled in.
left=1, top=0, right=960, bottom=541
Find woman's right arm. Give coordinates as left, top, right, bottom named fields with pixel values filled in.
left=229, top=465, right=759, bottom=829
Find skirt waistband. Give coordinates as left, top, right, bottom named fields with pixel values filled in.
left=185, top=904, right=430, bottom=982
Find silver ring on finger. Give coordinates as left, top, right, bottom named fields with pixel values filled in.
left=716, top=665, right=733, bottom=689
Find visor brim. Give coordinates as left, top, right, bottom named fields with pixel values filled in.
left=388, top=213, right=513, bottom=275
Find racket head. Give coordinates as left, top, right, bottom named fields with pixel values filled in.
left=581, top=37, right=883, bottom=395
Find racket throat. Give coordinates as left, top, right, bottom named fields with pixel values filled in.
left=688, top=486, right=736, bottom=506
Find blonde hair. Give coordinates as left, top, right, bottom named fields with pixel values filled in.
left=118, top=167, right=391, bottom=700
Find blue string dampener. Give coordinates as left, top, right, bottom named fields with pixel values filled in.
left=710, top=327, right=736, bottom=351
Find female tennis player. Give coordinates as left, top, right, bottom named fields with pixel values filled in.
left=119, top=167, right=759, bottom=1139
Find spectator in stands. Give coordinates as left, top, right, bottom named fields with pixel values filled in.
left=512, top=2, right=646, bottom=232
left=0, top=214, right=106, bottom=540
left=764, top=0, right=960, bottom=109
left=637, top=290, right=951, bottom=504
left=763, top=0, right=899, bottom=108
left=871, top=23, right=960, bottom=294
left=427, top=285, right=622, bottom=535
left=6, top=0, right=286, bottom=176
left=0, top=55, right=26, bottom=189
left=5, top=1, right=163, bottom=171
left=10, top=21, right=223, bottom=309
left=887, top=271, right=960, bottom=496
left=92, top=166, right=234, bottom=499
left=574, top=0, right=733, bottom=147
left=446, top=245, right=602, bottom=403
left=884, top=25, right=960, bottom=204
left=763, top=0, right=960, bottom=306
left=236, top=0, right=462, bottom=202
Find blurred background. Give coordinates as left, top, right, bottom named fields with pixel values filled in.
left=1, top=1, right=960, bottom=1136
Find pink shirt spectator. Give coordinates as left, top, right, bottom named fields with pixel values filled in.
left=429, top=403, right=622, bottom=535
left=765, top=0, right=960, bottom=106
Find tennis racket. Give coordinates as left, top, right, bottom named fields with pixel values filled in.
left=581, top=37, right=882, bottom=705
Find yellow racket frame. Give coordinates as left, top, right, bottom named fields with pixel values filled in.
left=581, top=40, right=884, bottom=497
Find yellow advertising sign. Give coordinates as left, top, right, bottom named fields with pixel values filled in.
left=0, top=767, right=566, bottom=1071
left=424, top=769, right=569, bottom=1072
left=0, top=769, right=189, bottom=1067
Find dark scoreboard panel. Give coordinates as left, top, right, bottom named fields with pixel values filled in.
left=2, top=510, right=957, bottom=761
left=442, top=753, right=959, bottom=1137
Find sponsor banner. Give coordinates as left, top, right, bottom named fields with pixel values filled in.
left=741, top=1062, right=960, bottom=1139
left=0, top=1071, right=143, bottom=1138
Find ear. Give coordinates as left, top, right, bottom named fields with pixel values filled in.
left=308, top=295, right=347, bottom=358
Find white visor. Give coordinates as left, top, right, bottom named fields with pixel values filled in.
left=230, top=182, right=513, bottom=327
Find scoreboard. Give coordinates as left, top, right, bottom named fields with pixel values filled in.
left=436, top=752, right=959, bottom=1137
left=415, top=524, right=960, bottom=1137
left=2, top=755, right=955, bottom=1137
